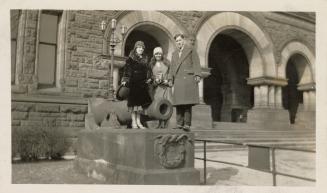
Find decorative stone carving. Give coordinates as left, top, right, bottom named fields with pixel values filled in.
left=154, top=134, right=193, bottom=169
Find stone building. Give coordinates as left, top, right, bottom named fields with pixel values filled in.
left=11, top=10, right=315, bottom=140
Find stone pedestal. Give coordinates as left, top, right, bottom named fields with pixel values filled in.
left=247, top=108, right=290, bottom=129
left=192, top=104, right=212, bottom=129
left=295, top=111, right=316, bottom=129
left=74, top=128, right=200, bottom=185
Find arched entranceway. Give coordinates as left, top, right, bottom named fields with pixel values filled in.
left=279, top=41, right=315, bottom=126
left=103, top=11, right=187, bottom=91
left=204, top=30, right=254, bottom=122
left=123, top=24, right=173, bottom=59
left=118, top=24, right=175, bottom=84
left=282, top=54, right=309, bottom=124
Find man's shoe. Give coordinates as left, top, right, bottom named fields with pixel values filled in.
left=182, top=125, right=191, bottom=132
left=173, top=125, right=183, bottom=129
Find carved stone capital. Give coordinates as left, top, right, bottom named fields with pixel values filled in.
left=297, top=82, right=316, bottom=91
left=247, top=76, right=288, bottom=86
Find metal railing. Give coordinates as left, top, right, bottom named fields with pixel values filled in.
left=194, top=139, right=316, bottom=186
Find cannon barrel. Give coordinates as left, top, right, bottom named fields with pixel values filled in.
left=86, top=98, right=173, bottom=128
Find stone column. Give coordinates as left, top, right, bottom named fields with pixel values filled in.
left=308, top=90, right=316, bottom=111
left=198, top=79, right=204, bottom=104
left=247, top=77, right=289, bottom=127
left=254, top=86, right=261, bottom=108
left=303, top=91, right=310, bottom=111
left=296, top=83, right=316, bottom=129
left=260, top=85, right=269, bottom=108
left=268, top=86, right=275, bottom=108
left=275, top=86, right=283, bottom=109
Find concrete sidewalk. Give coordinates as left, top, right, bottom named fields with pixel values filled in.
left=194, top=149, right=315, bottom=186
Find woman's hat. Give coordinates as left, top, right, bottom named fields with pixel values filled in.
left=134, top=41, right=145, bottom=49
left=153, top=47, right=163, bottom=55
left=116, top=84, right=130, bottom=101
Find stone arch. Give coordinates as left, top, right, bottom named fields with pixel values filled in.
left=278, top=41, right=315, bottom=84
left=104, top=11, right=187, bottom=58
left=196, top=12, right=276, bottom=77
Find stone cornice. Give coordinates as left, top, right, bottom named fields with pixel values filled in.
left=297, top=82, right=316, bottom=91
left=247, top=76, right=288, bottom=86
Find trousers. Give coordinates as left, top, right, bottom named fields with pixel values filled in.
left=175, top=105, right=192, bottom=127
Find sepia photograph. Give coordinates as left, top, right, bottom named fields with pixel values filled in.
left=2, top=0, right=327, bottom=193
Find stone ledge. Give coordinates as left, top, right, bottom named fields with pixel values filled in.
left=12, top=94, right=88, bottom=105
left=297, top=82, right=316, bottom=91
left=247, top=76, right=288, bottom=86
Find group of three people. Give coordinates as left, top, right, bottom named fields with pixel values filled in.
left=121, top=34, right=202, bottom=132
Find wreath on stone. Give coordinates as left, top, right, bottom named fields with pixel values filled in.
left=154, top=134, right=193, bottom=169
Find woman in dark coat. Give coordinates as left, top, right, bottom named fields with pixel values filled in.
left=121, top=41, right=152, bottom=129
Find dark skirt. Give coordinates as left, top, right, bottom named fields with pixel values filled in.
left=127, top=83, right=152, bottom=108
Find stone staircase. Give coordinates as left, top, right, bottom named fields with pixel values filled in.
left=193, top=122, right=316, bottom=151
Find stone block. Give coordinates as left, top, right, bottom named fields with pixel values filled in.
left=60, top=105, right=87, bottom=113
left=69, top=121, right=85, bottom=127
left=65, top=78, right=78, bottom=87
left=67, top=113, right=85, bottom=121
left=11, top=102, right=35, bottom=112
left=74, top=128, right=200, bottom=185
left=12, top=112, right=28, bottom=120
left=87, top=69, right=108, bottom=79
left=20, top=120, right=42, bottom=127
left=36, top=104, right=60, bottom=113
left=29, top=112, right=67, bottom=118
left=99, top=80, right=108, bottom=89
left=56, top=120, right=70, bottom=127
left=12, top=120, right=20, bottom=126
left=295, top=111, right=316, bottom=129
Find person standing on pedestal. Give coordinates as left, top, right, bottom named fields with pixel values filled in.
left=121, top=41, right=152, bottom=129
left=149, top=47, right=173, bottom=128
left=168, top=34, right=202, bottom=132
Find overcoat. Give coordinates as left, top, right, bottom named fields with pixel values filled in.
left=121, top=56, right=152, bottom=108
left=168, top=45, right=201, bottom=106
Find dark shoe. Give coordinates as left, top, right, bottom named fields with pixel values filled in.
left=173, top=125, right=183, bottom=129
left=182, top=125, right=191, bottom=132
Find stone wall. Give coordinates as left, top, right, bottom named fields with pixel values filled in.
left=11, top=99, right=88, bottom=154
left=12, top=101, right=87, bottom=131
left=262, top=12, right=315, bottom=64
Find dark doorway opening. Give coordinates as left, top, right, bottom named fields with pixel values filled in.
left=204, top=33, right=253, bottom=122
left=282, top=55, right=304, bottom=124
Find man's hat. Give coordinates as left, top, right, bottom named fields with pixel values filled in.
left=116, top=84, right=129, bottom=101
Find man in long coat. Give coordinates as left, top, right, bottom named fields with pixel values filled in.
left=168, top=34, right=201, bottom=131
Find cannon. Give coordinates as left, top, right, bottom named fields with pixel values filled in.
left=85, top=98, right=173, bottom=129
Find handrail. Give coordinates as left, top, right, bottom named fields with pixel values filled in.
left=194, top=138, right=315, bottom=186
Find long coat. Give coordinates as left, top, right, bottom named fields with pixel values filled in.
left=169, top=45, right=201, bottom=106
left=121, top=56, right=152, bottom=108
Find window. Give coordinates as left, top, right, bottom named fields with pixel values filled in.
left=37, top=11, right=61, bottom=89
left=11, top=10, right=20, bottom=84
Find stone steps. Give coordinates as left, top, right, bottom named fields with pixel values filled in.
left=192, top=121, right=315, bottom=151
